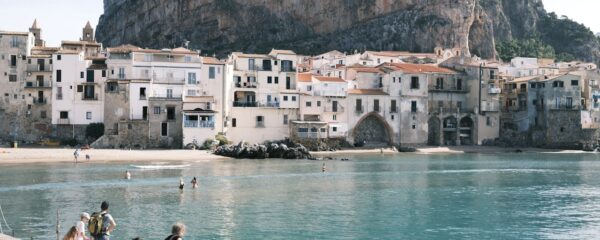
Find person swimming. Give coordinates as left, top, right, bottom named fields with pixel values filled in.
left=179, top=178, right=185, bottom=190
left=191, top=177, right=198, bottom=189
left=125, top=170, right=131, bottom=180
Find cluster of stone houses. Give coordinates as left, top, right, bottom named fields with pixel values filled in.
left=1, top=21, right=599, bottom=149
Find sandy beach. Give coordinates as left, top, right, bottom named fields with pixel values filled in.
left=0, top=147, right=229, bottom=164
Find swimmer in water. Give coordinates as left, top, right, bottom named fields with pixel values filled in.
left=191, top=177, right=198, bottom=189
left=179, top=178, right=185, bottom=190
left=125, top=170, right=131, bottom=180
left=322, top=163, right=326, bottom=173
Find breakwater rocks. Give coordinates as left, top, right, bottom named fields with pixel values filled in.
left=214, top=141, right=312, bottom=159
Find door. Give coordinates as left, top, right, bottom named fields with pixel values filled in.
left=36, top=75, right=44, bottom=87
left=286, top=77, right=291, bottom=90
left=37, top=59, right=45, bottom=71
left=142, top=106, right=148, bottom=120
left=161, top=122, right=168, bottom=136
left=332, top=101, right=338, bottom=112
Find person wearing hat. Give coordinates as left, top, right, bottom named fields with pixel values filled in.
left=76, top=212, right=90, bottom=240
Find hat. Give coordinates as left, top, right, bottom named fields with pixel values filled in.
left=81, top=212, right=90, bottom=219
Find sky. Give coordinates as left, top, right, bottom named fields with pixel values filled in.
left=0, top=0, right=597, bottom=47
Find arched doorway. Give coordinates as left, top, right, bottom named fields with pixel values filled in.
left=428, top=117, right=441, bottom=146
left=443, top=116, right=457, bottom=145
left=459, top=117, right=474, bottom=145
left=353, top=113, right=392, bottom=147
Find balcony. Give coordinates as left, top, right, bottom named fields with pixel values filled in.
left=480, top=103, right=500, bottom=112
left=56, top=94, right=63, bottom=100
left=429, top=86, right=468, bottom=93
left=33, top=97, right=47, bottom=104
left=184, top=121, right=215, bottom=128
left=389, top=107, right=399, bottom=113
left=82, top=94, right=99, bottom=101
left=259, top=101, right=280, bottom=108
left=27, top=64, right=52, bottom=72
left=25, top=81, right=52, bottom=88
left=150, top=93, right=182, bottom=100
left=488, top=87, right=501, bottom=94
left=57, top=118, right=70, bottom=125
left=233, top=101, right=258, bottom=107
left=550, top=104, right=581, bottom=111
left=324, top=105, right=345, bottom=113
left=235, top=82, right=258, bottom=88
left=296, top=132, right=325, bottom=139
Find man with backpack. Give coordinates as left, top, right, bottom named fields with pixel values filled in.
left=88, top=201, right=117, bottom=240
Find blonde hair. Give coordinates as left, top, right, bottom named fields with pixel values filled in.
left=63, top=226, right=78, bottom=240
left=171, top=222, right=186, bottom=236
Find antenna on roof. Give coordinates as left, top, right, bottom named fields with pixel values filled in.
left=184, top=40, right=190, bottom=49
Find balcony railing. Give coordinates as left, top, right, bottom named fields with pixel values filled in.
left=550, top=104, right=581, bottom=111
left=25, top=81, right=52, bottom=88
left=390, top=107, right=399, bottom=113
left=256, top=122, right=265, bottom=128
left=233, top=101, right=258, bottom=107
left=82, top=94, right=98, bottom=101
left=33, top=97, right=47, bottom=104
left=27, top=64, right=52, bottom=72
left=324, top=105, right=345, bottom=113
left=56, top=94, right=63, bottom=100
left=184, top=121, right=215, bottom=128
left=150, top=94, right=182, bottom=100
left=235, top=82, right=258, bottom=88
left=480, top=104, right=500, bottom=112
left=57, top=118, right=70, bottom=125
left=259, top=101, right=280, bottom=108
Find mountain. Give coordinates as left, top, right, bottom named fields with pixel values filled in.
left=96, top=0, right=600, bottom=63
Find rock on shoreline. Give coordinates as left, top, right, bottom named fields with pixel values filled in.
left=214, top=141, right=312, bottom=159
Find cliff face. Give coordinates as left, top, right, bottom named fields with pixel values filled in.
left=96, top=0, right=588, bottom=60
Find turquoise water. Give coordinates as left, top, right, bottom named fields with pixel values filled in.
left=2, top=153, right=600, bottom=239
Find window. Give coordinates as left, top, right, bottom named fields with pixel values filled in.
left=263, top=59, right=272, bottom=71
left=283, top=96, right=288, bottom=101
left=140, top=87, right=146, bottom=99
left=188, top=72, right=197, bottom=84
left=102, top=70, right=106, bottom=77
left=232, top=118, right=237, bottom=127
left=56, top=70, right=62, bottom=82
left=412, top=124, right=416, bottom=129
left=40, top=111, right=47, bottom=119
left=86, top=112, right=92, bottom=120
left=571, top=80, right=579, bottom=86
left=411, top=77, right=419, bottom=89
left=167, top=107, right=175, bottom=120
left=356, top=99, right=362, bottom=112
left=457, top=101, right=463, bottom=110
left=566, top=97, right=573, bottom=109
left=248, top=59, right=255, bottom=70
left=209, top=67, right=215, bottom=79
left=10, top=55, right=17, bottom=67
left=267, top=76, right=272, bottom=84
left=486, top=116, right=492, bottom=126
left=80, top=71, right=84, bottom=79
left=456, top=79, right=462, bottom=90
left=187, top=89, right=196, bottom=96
left=166, top=89, right=174, bottom=98
left=317, top=101, right=321, bottom=107
left=333, top=114, right=337, bottom=121
left=256, top=116, right=264, bottom=127
left=154, top=106, right=161, bottom=114
left=283, top=114, right=288, bottom=125
left=306, top=101, right=312, bottom=107
left=185, top=56, right=192, bottom=63
left=57, top=55, right=61, bottom=60
left=291, top=96, right=296, bottom=101
left=411, top=101, right=417, bottom=112
left=391, top=100, right=397, bottom=113
left=333, top=127, right=338, bottom=132
left=374, top=99, right=380, bottom=112
left=307, top=85, right=312, bottom=91
left=9, top=74, right=16, bottom=82
left=77, top=85, right=83, bottom=92
left=274, top=77, right=279, bottom=84
left=161, top=122, right=168, bottom=136
left=60, top=111, right=68, bottom=119
left=118, top=67, right=125, bottom=79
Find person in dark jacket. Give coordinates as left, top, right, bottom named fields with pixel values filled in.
left=164, top=223, right=186, bottom=240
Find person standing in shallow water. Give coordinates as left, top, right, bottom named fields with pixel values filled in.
left=179, top=178, right=184, bottom=190
left=190, top=177, right=198, bottom=189
left=164, top=222, right=186, bottom=240
left=125, top=170, right=131, bottom=180
left=322, top=163, right=326, bottom=173
left=74, top=148, right=80, bottom=163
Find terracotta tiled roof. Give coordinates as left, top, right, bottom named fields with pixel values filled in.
left=384, top=63, right=457, bottom=74
left=269, top=49, right=296, bottom=55
left=348, top=89, right=388, bottom=95
left=353, top=67, right=382, bottom=73
left=0, top=31, right=29, bottom=36
left=368, top=51, right=409, bottom=57
left=512, top=75, right=540, bottom=83
left=297, top=73, right=313, bottom=82
left=56, top=49, right=80, bottom=54
left=202, top=57, right=224, bottom=65
left=234, top=53, right=271, bottom=59
left=108, top=44, right=142, bottom=53
left=314, top=76, right=346, bottom=83
left=61, top=40, right=101, bottom=46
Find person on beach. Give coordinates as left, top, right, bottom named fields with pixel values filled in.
left=74, top=148, right=80, bottom=163
left=86, top=154, right=91, bottom=161
left=125, top=170, right=131, bottom=180
left=164, top=222, right=186, bottom=240
left=322, top=163, right=326, bottom=173
left=76, top=212, right=91, bottom=240
left=191, top=177, right=198, bottom=189
left=179, top=178, right=185, bottom=190
left=64, top=226, right=78, bottom=240
left=89, top=201, right=117, bottom=240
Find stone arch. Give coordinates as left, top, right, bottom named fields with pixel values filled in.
left=428, top=117, right=441, bottom=146
left=459, top=116, right=474, bottom=145
left=352, top=113, right=393, bottom=147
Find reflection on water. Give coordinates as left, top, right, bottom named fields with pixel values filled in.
left=2, top=153, right=600, bottom=239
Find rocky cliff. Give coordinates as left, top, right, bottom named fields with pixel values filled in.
left=96, top=0, right=599, bottom=62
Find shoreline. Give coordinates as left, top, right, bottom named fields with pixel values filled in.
left=0, top=145, right=593, bottom=165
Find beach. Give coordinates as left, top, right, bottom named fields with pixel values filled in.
left=0, top=147, right=228, bottom=164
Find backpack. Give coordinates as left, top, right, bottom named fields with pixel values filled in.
left=88, top=212, right=105, bottom=236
